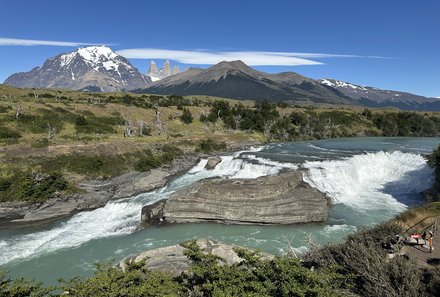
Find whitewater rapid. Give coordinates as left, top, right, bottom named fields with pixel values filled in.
left=0, top=147, right=433, bottom=266
left=302, top=151, right=432, bottom=211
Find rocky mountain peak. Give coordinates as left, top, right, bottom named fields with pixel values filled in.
left=146, top=60, right=180, bottom=82
left=4, top=46, right=151, bottom=92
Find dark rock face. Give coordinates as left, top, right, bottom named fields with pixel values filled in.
left=205, top=156, right=222, bottom=170
left=4, top=46, right=151, bottom=92
left=141, top=171, right=329, bottom=226
left=117, top=239, right=273, bottom=275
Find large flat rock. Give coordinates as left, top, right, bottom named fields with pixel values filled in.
left=142, top=171, right=329, bottom=226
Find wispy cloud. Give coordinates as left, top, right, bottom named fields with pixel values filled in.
left=0, top=37, right=97, bottom=47
left=116, top=48, right=389, bottom=66
left=116, top=48, right=322, bottom=66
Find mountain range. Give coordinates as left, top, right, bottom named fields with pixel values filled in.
left=4, top=46, right=151, bottom=92
left=4, top=46, right=439, bottom=110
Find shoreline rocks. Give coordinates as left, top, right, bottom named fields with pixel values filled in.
left=142, top=171, right=329, bottom=226
left=117, top=239, right=273, bottom=275
left=0, top=155, right=200, bottom=228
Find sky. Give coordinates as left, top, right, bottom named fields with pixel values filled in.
left=0, top=0, right=439, bottom=97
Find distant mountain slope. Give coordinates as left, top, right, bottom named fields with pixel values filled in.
left=319, top=79, right=440, bottom=110
left=137, top=60, right=353, bottom=104
left=4, top=46, right=151, bottom=92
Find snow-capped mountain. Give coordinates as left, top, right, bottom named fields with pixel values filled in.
left=318, top=78, right=440, bottom=110
left=4, top=46, right=151, bottom=92
left=146, top=60, right=180, bottom=82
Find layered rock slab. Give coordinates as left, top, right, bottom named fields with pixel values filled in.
left=142, top=171, right=329, bottom=226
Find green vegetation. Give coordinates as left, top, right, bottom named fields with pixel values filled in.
left=179, top=107, right=193, bottom=124
left=0, top=170, right=67, bottom=203
left=196, top=139, right=227, bottom=153
left=200, top=101, right=440, bottom=140
left=0, top=127, right=21, bottom=140
left=425, top=145, right=440, bottom=201
left=0, top=145, right=183, bottom=202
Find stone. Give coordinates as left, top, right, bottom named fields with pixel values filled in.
left=204, top=156, right=222, bottom=170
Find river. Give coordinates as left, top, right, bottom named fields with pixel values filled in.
left=1, top=137, right=439, bottom=285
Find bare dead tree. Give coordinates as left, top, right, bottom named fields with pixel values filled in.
left=137, top=119, right=149, bottom=136
left=15, top=103, right=21, bottom=119
left=122, top=113, right=133, bottom=137
left=155, top=109, right=166, bottom=134
left=281, top=235, right=300, bottom=258
left=47, top=123, right=56, bottom=142
left=303, top=117, right=314, bottom=137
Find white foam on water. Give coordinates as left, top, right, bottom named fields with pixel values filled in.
left=0, top=190, right=163, bottom=265
left=303, top=151, right=433, bottom=212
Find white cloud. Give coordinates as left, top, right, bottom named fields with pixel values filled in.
left=116, top=48, right=323, bottom=66
left=116, top=48, right=389, bottom=66
left=0, top=37, right=96, bottom=47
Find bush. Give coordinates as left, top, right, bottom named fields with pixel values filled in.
left=303, top=223, right=428, bottom=297
left=31, top=138, right=49, bottom=148
left=0, top=171, right=68, bottom=203
left=196, top=139, right=227, bottom=153
left=135, top=150, right=161, bottom=172
left=0, top=127, right=21, bottom=139
left=180, top=108, right=193, bottom=124
left=0, top=271, right=54, bottom=297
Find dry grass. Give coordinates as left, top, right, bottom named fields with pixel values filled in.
left=392, top=202, right=440, bottom=234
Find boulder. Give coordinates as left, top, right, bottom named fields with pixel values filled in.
left=204, top=156, right=222, bottom=170
left=141, top=171, right=329, bottom=226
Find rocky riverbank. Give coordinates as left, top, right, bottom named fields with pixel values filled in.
left=0, top=155, right=200, bottom=228
left=142, top=170, right=330, bottom=226
left=117, top=239, right=274, bottom=275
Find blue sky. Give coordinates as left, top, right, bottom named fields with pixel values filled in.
left=0, top=0, right=439, bottom=97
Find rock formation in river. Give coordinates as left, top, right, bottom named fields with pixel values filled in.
left=204, top=156, right=222, bottom=170
left=141, top=171, right=329, bottom=226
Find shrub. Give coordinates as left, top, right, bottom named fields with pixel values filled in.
left=31, top=138, right=50, bottom=148
left=196, top=139, right=227, bottom=153
left=135, top=150, right=161, bottom=172
left=0, top=171, right=68, bottom=203
left=180, top=108, right=193, bottom=124
left=0, top=127, right=21, bottom=139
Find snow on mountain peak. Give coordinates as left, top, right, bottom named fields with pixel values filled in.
left=320, top=79, right=367, bottom=90
left=77, top=45, right=118, bottom=63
